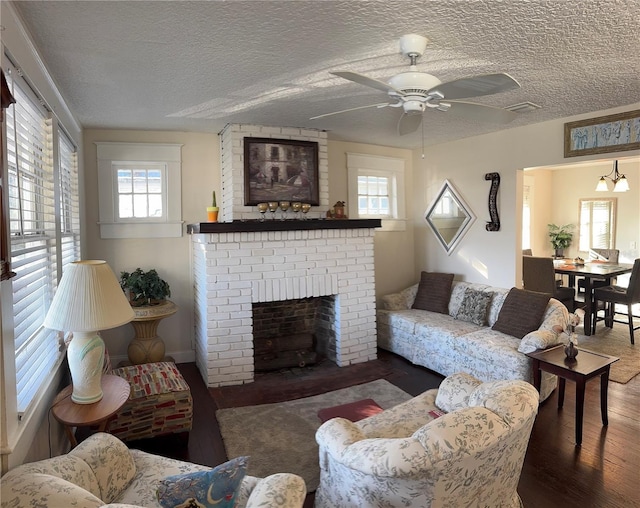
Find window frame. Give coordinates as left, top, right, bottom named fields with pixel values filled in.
left=346, top=152, right=406, bottom=232
left=96, top=142, right=183, bottom=238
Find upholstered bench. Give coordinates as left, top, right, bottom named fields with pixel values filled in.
left=108, top=361, right=193, bottom=442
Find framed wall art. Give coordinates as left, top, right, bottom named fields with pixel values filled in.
left=564, top=109, right=640, bottom=158
left=243, top=137, right=319, bottom=206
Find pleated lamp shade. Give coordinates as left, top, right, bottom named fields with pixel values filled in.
left=44, top=260, right=134, bottom=404
left=44, top=260, right=135, bottom=332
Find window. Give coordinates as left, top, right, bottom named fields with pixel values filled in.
left=116, top=164, right=164, bottom=219
left=347, top=153, right=406, bottom=231
left=96, top=143, right=183, bottom=238
left=357, top=175, right=390, bottom=216
left=4, top=62, right=80, bottom=414
left=578, top=198, right=616, bottom=252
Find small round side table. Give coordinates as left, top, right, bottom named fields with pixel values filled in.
left=127, top=299, right=177, bottom=365
left=51, top=374, right=130, bottom=448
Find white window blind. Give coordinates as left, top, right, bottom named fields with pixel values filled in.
left=357, top=175, right=390, bottom=217
left=5, top=63, right=69, bottom=414
left=58, top=130, right=81, bottom=266
left=579, top=199, right=616, bottom=252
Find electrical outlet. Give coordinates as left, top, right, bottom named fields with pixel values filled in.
left=631, top=241, right=637, bottom=250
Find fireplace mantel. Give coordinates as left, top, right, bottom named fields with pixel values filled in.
left=187, top=218, right=381, bottom=234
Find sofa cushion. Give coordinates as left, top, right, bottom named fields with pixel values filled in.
left=412, top=272, right=454, bottom=314
left=518, top=329, right=561, bottom=353
left=435, top=372, right=482, bottom=413
left=492, top=288, right=550, bottom=339
left=157, top=456, right=248, bottom=508
left=0, top=454, right=101, bottom=500
left=454, top=288, right=493, bottom=326
left=381, top=284, right=419, bottom=310
left=0, top=472, right=104, bottom=508
left=70, top=432, right=136, bottom=503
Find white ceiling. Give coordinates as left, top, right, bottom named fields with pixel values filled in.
left=8, top=0, right=640, bottom=149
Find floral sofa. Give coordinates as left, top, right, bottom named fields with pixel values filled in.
left=315, top=372, right=540, bottom=508
left=378, top=279, right=570, bottom=402
left=0, top=432, right=306, bottom=508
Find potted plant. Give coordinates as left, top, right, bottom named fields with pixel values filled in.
left=547, top=223, right=575, bottom=258
left=207, top=191, right=219, bottom=222
left=120, top=268, right=171, bottom=306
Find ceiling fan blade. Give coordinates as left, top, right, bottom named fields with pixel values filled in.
left=310, top=102, right=391, bottom=120
left=445, top=100, right=518, bottom=124
left=428, top=73, right=520, bottom=100
left=331, top=71, right=405, bottom=96
left=398, top=113, right=423, bottom=136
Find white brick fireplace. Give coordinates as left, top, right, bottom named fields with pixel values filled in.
left=192, top=228, right=377, bottom=386
left=189, top=123, right=379, bottom=387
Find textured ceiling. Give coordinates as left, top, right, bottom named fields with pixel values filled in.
left=7, top=0, right=640, bottom=149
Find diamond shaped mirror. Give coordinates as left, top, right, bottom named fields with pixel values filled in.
left=425, top=180, right=476, bottom=255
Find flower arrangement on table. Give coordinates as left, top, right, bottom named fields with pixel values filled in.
left=553, top=309, right=584, bottom=359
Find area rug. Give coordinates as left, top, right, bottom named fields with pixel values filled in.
left=215, top=379, right=412, bottom=492
left=578, top=325, right=640, bottom=383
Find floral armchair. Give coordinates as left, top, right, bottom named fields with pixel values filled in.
left=0, top=432, right=306, bottom=508
left=314, top=372, right=539, bottom=508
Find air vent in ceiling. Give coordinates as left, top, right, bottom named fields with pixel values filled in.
left=505, top=101, right=542, bottom=113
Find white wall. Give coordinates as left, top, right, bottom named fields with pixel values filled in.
left=327, top=140, right=416, bottom=298
left=414, top=103, right=640, bottom=289
left=83, top=131, right=416, bottom=363
left=83, top=129, right=220, bottom=365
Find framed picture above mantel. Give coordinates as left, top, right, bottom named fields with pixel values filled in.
left=564, top=109, right=640, bottom=158
left=244, top=137, right=319, bottom=206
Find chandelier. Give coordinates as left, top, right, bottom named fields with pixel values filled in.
left=595, top=160, right=629, bottom=192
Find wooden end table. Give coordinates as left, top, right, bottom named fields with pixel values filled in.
left=51, top=374, right=130, bottom=447
left=526, top=345, right=618, bottom=445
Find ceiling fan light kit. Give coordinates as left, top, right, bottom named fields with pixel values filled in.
left=314, top=34, right=521, bottom=136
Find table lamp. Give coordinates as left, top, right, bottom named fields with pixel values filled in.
left=44, top=260, right=135, bottom=404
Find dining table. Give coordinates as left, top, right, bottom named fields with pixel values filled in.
left=553, top=260, right=634, bottom=335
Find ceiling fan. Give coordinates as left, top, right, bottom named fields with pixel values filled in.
left=311, top=34, right=520, bottom=135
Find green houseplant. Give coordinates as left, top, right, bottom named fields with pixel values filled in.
left=547, top=223, right=575, bottom=258
left=120, top=268, right=171, bottom=306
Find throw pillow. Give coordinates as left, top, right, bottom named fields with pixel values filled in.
left=518, top=329, right=561, bottom=354
left=454, top=288, right=493, bottom=326
left=411, top=271, right=455, bottom=314
left=156, top=456, right=248, bottom=508
left=492, top=287, right=550, bottom=339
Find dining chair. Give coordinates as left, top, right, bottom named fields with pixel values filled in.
left=523, top=256, right=575, bottom=311
left=577, top=248, right=620, bottom=294
left=592, top=258, right=640, bottom=344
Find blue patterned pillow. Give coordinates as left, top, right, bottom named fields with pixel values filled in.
left=454, top=288, right=493, bottom=326
left=157, top=456, right=248, bottom=508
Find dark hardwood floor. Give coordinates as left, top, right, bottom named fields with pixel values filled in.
left=130, top=350, right=640, bottom=508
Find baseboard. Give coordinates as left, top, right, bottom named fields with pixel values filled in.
left=109, top=349, right=196, bottom=367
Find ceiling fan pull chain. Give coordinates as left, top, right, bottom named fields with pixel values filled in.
left=421, top=115, right=425, bottom=159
